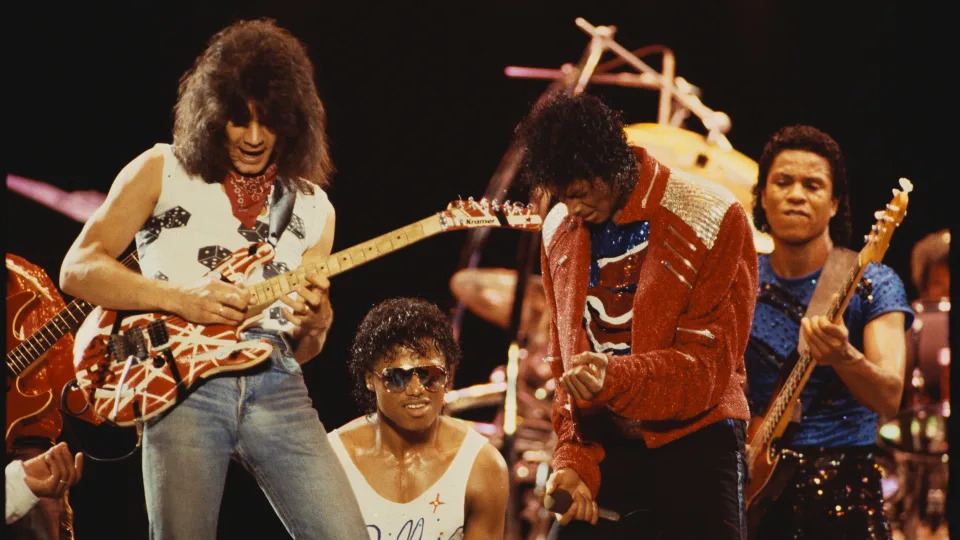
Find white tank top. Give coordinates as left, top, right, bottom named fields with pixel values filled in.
left=328, top=421, right=488, bottom=540
left=134, top=143, right=330, bottom=337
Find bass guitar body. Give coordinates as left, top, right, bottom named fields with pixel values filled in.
left=6, top=289, right=59, bottom=445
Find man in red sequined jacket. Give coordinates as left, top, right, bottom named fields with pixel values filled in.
left=517, top=94, right=757, bottom=539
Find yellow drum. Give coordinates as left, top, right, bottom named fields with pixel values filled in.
left=624, top=123, right=773, bottom=253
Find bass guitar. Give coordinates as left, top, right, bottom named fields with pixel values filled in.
left=72, top=197, right=542, bottom=426
left=6, top=253, right=139, bottom=448
left=745, top=178, right=912, bottom=523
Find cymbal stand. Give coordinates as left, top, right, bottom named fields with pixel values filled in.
left=451, top=18, right=611, bottom=341
left=505, top=17, right=733, bottom=150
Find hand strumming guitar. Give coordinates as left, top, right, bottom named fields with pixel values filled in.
left=170, top=275, right=251, bottom=326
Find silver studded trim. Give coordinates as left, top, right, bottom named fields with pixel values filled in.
left=660, top=169, right=737, bottom=250
left=663, top=240, right=696, bottom=273
left=542, top=202, right=569, bottom=255
left=677, top=327, right=716, bottom=340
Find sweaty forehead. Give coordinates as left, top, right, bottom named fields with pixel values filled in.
left=769, top=150, right=832, bottom=179
left=375, top=344, right=445, bottom=371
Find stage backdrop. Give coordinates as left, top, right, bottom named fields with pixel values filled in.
left=5, top=2, right=947, bottom=538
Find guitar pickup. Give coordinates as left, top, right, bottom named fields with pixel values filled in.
left=108, top=334, right=129, bottom=363
left=127, top=327, right=148, bottom=360
left=108, top=327, right=149, bottom=362
left=146, top=319, right=170, bottom=348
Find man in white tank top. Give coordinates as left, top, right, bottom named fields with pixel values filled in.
left=329, top=298, right=509, bottom=539
left=59, top=19, right=366, bottom=539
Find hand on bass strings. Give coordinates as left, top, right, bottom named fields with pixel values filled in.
left=801, top=315, right=863, bottom=367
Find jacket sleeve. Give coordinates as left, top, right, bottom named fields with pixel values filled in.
left=591, top=203, right=759, bottom=421
left=541, top=245, right=606, bottom=496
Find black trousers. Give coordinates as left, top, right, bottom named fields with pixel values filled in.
left=549, top=419, right=747, bottom=540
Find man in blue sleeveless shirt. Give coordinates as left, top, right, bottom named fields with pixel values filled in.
left=746, top=125, right=914, bottom=539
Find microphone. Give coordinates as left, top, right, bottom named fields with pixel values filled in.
left=543, top=488, right=621, bottom=522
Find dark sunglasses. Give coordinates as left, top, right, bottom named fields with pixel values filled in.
left=375, top=365, right=448, bottom=393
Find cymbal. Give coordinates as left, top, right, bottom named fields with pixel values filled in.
left=877, top=403, right=949, bottom=457
left=623, top=123, right=773, bottom=253
left=450, top=268, right=547, bottom=333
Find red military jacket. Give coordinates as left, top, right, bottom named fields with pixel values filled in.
left=541, top=147, right=758, bottom=496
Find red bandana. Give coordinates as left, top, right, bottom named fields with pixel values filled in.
left=223, top=164, right=279, bottom=228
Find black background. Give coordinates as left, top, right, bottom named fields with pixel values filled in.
left=4, top=2, right=950, bottom=538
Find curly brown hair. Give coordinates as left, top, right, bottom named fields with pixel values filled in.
left=349, top=298, right=461, bottom=414
left=753, top=125, right=852, bottom=246
left=516, top=94, right=638, bottom=202
left=173, top=18, right=332, bottom=192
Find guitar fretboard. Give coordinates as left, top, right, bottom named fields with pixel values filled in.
left=7, top=300, right=93, bottom=375
left=6, top=252, right=140, bottom=376
left=247, top=215, right=443, bottom=310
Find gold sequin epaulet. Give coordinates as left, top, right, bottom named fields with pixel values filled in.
left=659, top=169, right=737, bottom=250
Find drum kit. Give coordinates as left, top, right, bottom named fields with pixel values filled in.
left=876, top=298, right=950, bottom=539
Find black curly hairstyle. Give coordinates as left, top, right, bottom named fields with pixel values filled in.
left=517, top=93, right=638, bottom=202
left=172, top=18, right=332, bottom=192
left=349, top=298, right=461, bottom=414
left=753, top=125, right=852, bottom=246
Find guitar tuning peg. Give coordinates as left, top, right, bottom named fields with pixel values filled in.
left=864, top=234, right=871, bottom=243
left=874, top=210, right=885, bottom=220
left=886, top=204, right=899, bottom=212
left=899, top=177, right=914, bottom=192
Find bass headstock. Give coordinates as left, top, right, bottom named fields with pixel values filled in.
left=860, top=178, right=912, bottom=265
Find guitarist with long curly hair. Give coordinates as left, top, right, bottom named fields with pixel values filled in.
left=59, top=19, right=366, bottom=539
left=745, top=125, right=913, bottom=539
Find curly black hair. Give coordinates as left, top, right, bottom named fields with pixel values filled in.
left=753, top=125, right=852, bottom=246
left=349, top=298, right=461, bottom=414
left=516, top=94, right=638, bottom=201
left=172, top=18, right=332, bottom=192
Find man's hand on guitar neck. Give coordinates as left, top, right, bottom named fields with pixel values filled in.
left=279, top=272, right=333, bottom=362
left=170, top=276, right=251, bottom=326
left=801, top=315, right=864, bottom=367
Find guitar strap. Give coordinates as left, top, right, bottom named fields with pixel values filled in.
left=267, top=179, right=297, bottom=247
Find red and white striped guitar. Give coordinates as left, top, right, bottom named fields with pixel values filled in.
left=73, top=198, right=542, bottom=426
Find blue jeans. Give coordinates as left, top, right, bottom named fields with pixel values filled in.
left=141, top=330, right=366, bottom=539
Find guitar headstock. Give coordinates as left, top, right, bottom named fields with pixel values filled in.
left=860, top=178, right=912, bottom=265
left=438, top=197, right=543, bottom=232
